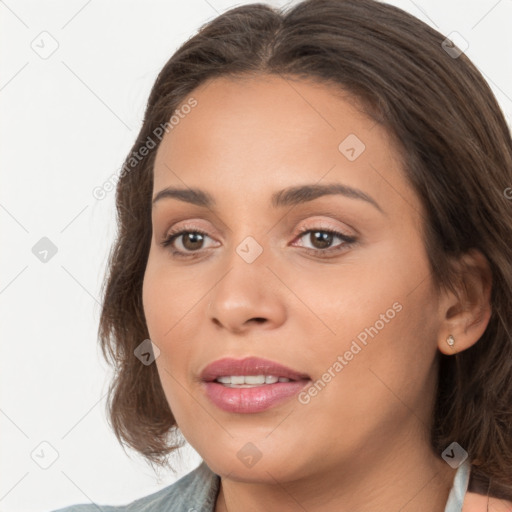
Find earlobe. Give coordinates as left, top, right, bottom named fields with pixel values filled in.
left=436, top=249, right=493, bottom=356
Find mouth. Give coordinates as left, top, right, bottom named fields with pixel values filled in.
left=200, top=355, right=310, bottom=383
left=214, top=375, right=297, bottom=387
left=200, top=356, right=311, bottom=413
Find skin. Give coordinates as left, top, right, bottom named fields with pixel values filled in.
left=463, top=493, right=512, bottom=512
left=142, top=74, right=493, bottom=512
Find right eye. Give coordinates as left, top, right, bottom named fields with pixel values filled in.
left=160, top=227, right=218, bottom=258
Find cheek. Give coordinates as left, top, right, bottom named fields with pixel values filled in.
left=142, top=268, right=187, bottom=421
left=142, top=251, right=203, bottom=341
left=142, top=270, right=166, bottom=345
left=291, top=238, right=440, bottom=409
left=290, top=289, right=439, bottom=461
left=285, top=251, right=415, bottom=364
left=142, top=252, right=207, bottom=400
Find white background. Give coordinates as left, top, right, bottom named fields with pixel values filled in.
left=1, top=1, right=511, bottom=511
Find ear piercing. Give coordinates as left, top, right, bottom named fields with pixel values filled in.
left=446, top=334, right=455, bottom=347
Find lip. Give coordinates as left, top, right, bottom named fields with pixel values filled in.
left=200, top=356, right=311, bottom=413
left=200, top=356, right=310, bottom=382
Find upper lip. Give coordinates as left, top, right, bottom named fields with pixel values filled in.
left=200, top=356, right=311, bottom=382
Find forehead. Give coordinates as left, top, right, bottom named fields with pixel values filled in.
left=152, top=74, right=413, bottom=212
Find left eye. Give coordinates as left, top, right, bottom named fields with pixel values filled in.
left=160, top=228, right=357, bottom=258
left=293, top=228, right=357, bottom=254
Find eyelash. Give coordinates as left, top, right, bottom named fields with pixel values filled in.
left=160, top=224, right=357, bottom=259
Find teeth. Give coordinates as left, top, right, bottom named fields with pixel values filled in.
left=246, top=375, right=266, bottom=384
left=215, top=375, right=292, bottom=386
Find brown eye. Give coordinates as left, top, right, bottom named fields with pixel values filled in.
left=179, top=232, right=206, bottom=251
left=161, top=229, right=213, bottom=257
left=307, top=231, right=335, bottom=249
left=294, top=228, right=357, bottom=256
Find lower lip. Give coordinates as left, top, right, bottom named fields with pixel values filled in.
left=203, top=380, right=311, bottom=413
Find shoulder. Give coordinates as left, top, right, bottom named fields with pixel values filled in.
left=49, top=461, right=220, bottom=512
left=462, top=491, right=512, bottom=512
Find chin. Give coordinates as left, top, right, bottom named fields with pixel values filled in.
left=202, top=446, right=308, bottom=483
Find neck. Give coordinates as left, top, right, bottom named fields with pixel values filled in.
left=214, top=433, right=457, bottom=512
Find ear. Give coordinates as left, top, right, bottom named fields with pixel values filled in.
left=436, top=249, right=493, bottom=356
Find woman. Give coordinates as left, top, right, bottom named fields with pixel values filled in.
left=53, top=0, right=512, bottom=510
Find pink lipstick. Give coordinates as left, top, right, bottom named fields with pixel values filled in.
left=200, top=356, right=311, bottom=413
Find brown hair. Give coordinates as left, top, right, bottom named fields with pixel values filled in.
left=98, top=0, right=512, bottom=498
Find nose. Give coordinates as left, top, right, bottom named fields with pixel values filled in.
left=207, top=254, right=287, bottom=335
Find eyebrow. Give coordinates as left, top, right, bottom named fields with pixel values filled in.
left=152, top=183, right=383, bottom=213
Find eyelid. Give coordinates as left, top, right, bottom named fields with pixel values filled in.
left=161, top=222, right=218, bottom=247
left=291, top=212, right=359, bottom=237
left=289, top=217, right=357, bottom=244
left=161, top=217, right=354, bottom=244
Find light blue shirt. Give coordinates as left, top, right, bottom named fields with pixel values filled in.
left=51, top=459, right=471, bottom=512
left=445, top=459, right=471, bottom=512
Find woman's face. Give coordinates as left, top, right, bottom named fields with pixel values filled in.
left=142, top=74, right=445, bottom=482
